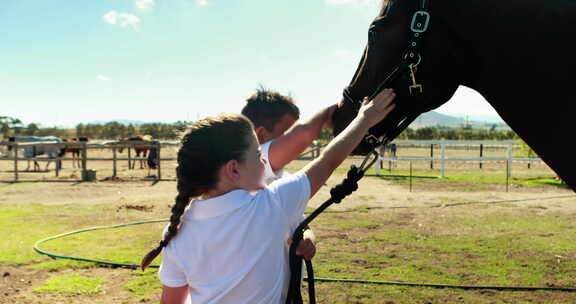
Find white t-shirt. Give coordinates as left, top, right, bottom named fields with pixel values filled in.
left=260, top=140, right=303, bottom=230
left=260, top=140, right=288, bottom=185
left=158, top=172, right=311, bottom=304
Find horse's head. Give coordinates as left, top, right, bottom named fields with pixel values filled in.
left=332, top=0, right=461, bottom=154
left=117, top=137, right=127, bottom=153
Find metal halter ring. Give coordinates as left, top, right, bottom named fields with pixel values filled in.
left=403, top=52, right=422, bottom=66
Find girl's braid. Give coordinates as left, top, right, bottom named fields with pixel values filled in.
left=140, top=165, right=199, bottom=270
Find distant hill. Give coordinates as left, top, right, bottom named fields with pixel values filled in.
left=410, top=111, right=510, bottom=130
left=83, top=113, right=508, bottom=130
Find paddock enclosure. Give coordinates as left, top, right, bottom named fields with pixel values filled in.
left=2, top=151, right=574, bottom=304
left=0, top=140, right=557, bottom=185
left=1, top=138, right=573, bottom=304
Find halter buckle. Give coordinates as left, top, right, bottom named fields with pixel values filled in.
left=410, top=11, right=430, bottom=33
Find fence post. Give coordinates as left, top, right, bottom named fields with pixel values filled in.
left=82, top=143, right=87, bottom=173
left=440, top=142, right=446, bottom=178
left=507, top=143, right=512, bottom=179
left=374, top=153, right=381, bottom=176
left=113, top=145, right=117, bottom=178
left=479, top=144, right=484, bottom=169
left=55, top=145, right=60, bottom=178
left=128, top=147, right=132, bottom=170
left=430, top=144, right=434, bottom=169
left=157, top=142, right=162, bottom=180
left=33, top=146, right=37, bottom=172
left=409, top=161, right=413, bottom=192
left=506, top=158, right=510, bottom=192
left=13, top=144, right=18, bottom=182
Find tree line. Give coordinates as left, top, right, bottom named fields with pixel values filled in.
left=318, top=125, right=517, bottom=142
left=3, top=115, right=517, bottom=141
left=1, top=116, right=187, bottom=140
left=75, top=122, right=188, bottom=139
left=395, top=126, right=517, bottom=140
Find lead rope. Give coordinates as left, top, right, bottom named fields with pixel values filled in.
left=285, top=111, right=420, bottom=304
left=285, top=143, right=381, bottom=304
left=287, top=1, right=432, bottom=301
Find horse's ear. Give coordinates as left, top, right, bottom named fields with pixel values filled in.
left=379, top=0, right=391, bottom=17
left=380, top=0, right=413, bottom=18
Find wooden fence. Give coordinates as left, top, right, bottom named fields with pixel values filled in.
left=0, top=140, right=548, bottom=183
left=0, top=141, right=179, bottom=182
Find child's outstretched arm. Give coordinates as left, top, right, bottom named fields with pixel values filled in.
left=268, top=104, right=337, bottom=172
left=302, top=89, right=396, bottom=197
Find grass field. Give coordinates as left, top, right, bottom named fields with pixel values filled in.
left=1, top=156, right=575, bottom=303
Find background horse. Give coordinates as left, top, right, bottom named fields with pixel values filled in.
left=7, top=136, right=66, bottom=171
left=118, top=135, right=153, bottom=170
left=62, top=136, right=89, bottom=168
left=332, top=0, right=576, bottom=191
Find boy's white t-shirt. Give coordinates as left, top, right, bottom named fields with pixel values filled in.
left=158, top=172, right=311, bottom=304
left=261, top=140, right=307, bottom=232
left=260, top=140, right=287, bottom=184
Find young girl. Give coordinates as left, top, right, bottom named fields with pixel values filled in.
left=141, top=89, right=396, bottom=304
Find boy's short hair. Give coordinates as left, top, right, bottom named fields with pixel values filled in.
left=241, top=88, right=300, bottom=132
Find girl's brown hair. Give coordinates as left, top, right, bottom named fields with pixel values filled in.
left=141, top=114, right=254, bottom=270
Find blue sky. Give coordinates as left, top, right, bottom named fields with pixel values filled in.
left=1, top=0, right=499, bottom=127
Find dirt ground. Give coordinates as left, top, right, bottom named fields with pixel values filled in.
left=1, top=157, right=575, bottom=303
left=2, top=158, right=572, bottom=211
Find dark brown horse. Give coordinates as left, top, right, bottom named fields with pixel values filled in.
left=118, top=135, right=153, bottom=169
left=62, top=137, right=89, bottom=168
left=332, top=0, right=576, bottom=191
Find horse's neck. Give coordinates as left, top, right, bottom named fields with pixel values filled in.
left=437, top=0, right=575, bottom=44
left=435, top=0, right=576, bottom=92
left=429, top=0, right=576, bottom=191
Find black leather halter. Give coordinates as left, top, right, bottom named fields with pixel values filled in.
left=342, top=0, right=431, bottom=150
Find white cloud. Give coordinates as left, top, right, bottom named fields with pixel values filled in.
left=103, top=11, right=119, bottom=24
left=97, top=75, right=111, bottom=81
left=135, top=0, right=155, bottom=10
left=103, top=11, right=141, bottom=30
left=197, top=0, right=209, bottom=6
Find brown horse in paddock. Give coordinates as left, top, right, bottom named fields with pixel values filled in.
left=332, top=0, right=576, bottom=191
left=118, top=135, right=153, bottom=169
left=62, top=137, right=89, bottom=168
